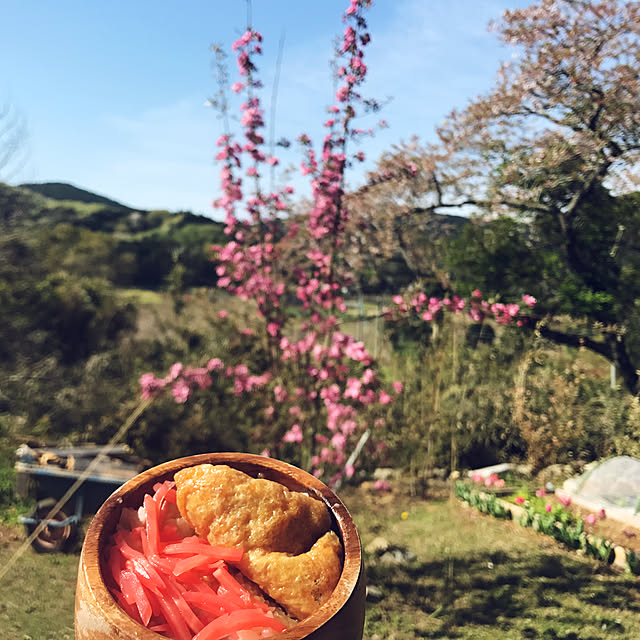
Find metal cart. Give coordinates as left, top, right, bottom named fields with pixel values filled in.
left=15, top=444, right=145, bottom=552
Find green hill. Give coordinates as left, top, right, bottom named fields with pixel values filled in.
left=0, top=181, right=226, bottom=289
left=19, top=182, right=136, bottom=211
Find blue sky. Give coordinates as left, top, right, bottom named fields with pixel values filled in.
left=1, top=0, right=531, bottom=217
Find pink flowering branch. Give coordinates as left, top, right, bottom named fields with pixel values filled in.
left=140, top=359, right=271, bottom=404
left=384, top=288, right=537, bottom=327
left=140, top=0, right=399, bottom=488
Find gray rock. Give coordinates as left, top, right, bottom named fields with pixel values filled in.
left=366, top=585, right=384, bottom=602
left=365, top=536, right=390, bottom=555
left=378, top=546, right=417, bottom=566
left=372, top=467, right=401, bottom=482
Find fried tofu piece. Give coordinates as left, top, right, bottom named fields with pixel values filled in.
left=174, top=464, right=332, bottom=555
left=237, top=530, right=344, bottom=620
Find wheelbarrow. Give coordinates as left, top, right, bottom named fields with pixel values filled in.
left=15, top=444, right=145, bottom=552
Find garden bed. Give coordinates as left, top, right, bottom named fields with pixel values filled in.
left=456, top=481, right=640, bottom=575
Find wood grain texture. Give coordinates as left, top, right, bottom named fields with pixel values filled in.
left=75, top=453, right=365, bottom=639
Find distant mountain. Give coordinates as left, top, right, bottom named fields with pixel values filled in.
left=0, top=180, right=224, bottom=238
left=19, top=182, right=138, bottom=212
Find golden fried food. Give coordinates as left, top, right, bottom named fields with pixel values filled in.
left=174, top=464, right=332, bottom=555
left=237, top=530, right=344, bottom=620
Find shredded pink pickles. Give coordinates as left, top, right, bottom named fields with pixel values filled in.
left=106, top=480, right=287, bottom=640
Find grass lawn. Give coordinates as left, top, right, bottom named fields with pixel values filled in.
left=0, top=526, right=77, bottom=639
left=1, top=487, right=639, bottom=639
left=341, top=487, right=640, bottom=640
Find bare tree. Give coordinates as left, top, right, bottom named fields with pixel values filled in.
left=0, top=102, right=28, bottom=181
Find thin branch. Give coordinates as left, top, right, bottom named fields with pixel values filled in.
left=268, top=29, right=286, bottom=192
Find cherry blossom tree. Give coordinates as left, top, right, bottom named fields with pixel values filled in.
left=360, top=0, right=640, bottom=393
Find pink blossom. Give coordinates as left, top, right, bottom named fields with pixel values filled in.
left=379, top=390, right=392, bottom=405
left=359, top=389, right=376, bottom=404
left=140, top=373, right=165, bottom=399
left=362, top=368, right=375, bottom=385
left=392, top=381, right=403, bottom=393
left=545, top=504, right=552, bottom=512
left=343, top=378, right=362, bottom=399
left=206, top=358, right=223, bottom=371
left=515, top=496, right=525, bottom=504
left=168, top=363, right=183, bottom=381
left=341, top=420, right=356, bottom=435
left=171, top=379, right=190, bottom=403
left=232, top=30, right=253, bottom=51
left=522, top=294, right=537, bottom=308
left=374, top=480, right=391, bottom=492
left=345, top=464, right=355, bottom=478
left=345, top=0, right=359, bottom=15
left=505, top=303, right=520, bottom=317
left=331, top=432, right=346, bottom=450
left=282, top=424, right=303, bottom=443
left=535, top=488, right=546, bottom=498
left=598, top=508, right=606, bottom=520
left=231, top=81, right=244, bottom=93
left=336, top=85, right=350, bottom=102
left=473, top=472, right=483, bottom=484
left=484, top=473, right=499, bottom=487
left=585, top=513, right=597, bottom=525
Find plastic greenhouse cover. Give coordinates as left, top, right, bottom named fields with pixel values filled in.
left=561, top=456, right=640, bottom=527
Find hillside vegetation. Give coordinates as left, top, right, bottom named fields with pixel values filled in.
left=1, top=179, right=638, bottom=487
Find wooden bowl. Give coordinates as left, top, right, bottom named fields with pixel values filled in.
left=75, top=453, right=365, bottom=639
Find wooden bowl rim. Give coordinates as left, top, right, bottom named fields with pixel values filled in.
left=80, top=452, right=363, bottom=639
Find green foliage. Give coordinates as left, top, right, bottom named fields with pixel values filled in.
left=514, top=348, right=634, bottom=472
left=383, top=315, right=530, bottom=474
left=381, top=300, right=638, bottom=476
left=626, top=550, right=640, bottom=576
left=455, top=481, right=512, bottom=519
left=447, top=216, right=547, bottom=304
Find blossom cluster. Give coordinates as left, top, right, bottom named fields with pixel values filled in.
left=386, top=288, right=536, bottom=326
left=140, top=359, right=271, bottom=404
left=472, top=471, right=506, bottom=488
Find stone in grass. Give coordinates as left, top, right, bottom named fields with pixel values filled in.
left=366, top=585, right=384, bottom=602
left=378, top=546, right=417, bottom=566
left=365, top=536, right=390, bottom=555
